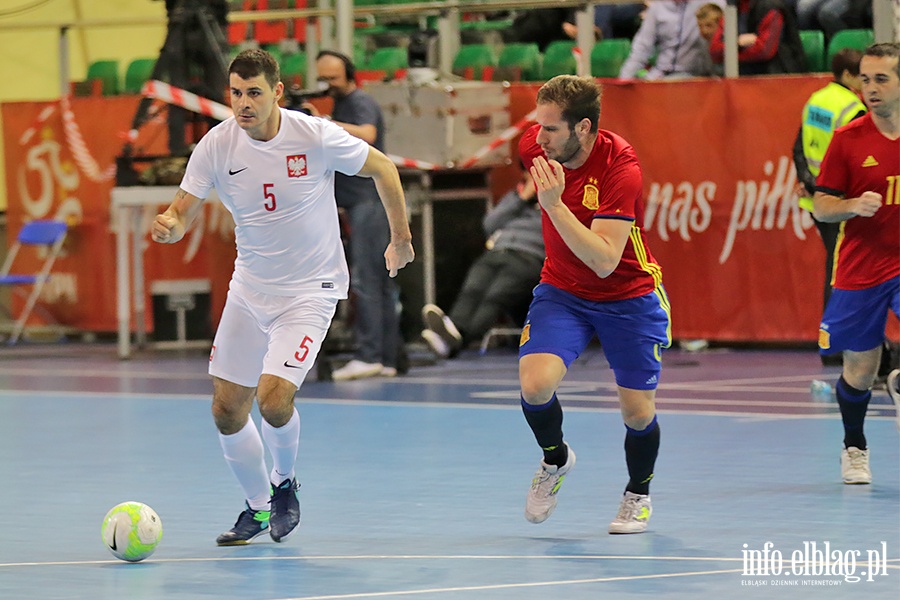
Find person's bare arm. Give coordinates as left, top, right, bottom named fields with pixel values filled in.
left=355, top=147, right=415, bottom=277
left=151, top=188, right=205, bottom=244
left=812, top=190, right=882, bottom=223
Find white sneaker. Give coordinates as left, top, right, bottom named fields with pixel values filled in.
left=380, top=366, right=397, bottom=377
left=608, top=491, right=652, bottom=534
left=332, top=360, right=384, bottom=381
left=841, top=446, right=871, bottom=484
left=887, top=369, right=900, bottom=430
left=524, top=443, right=575, bottom=524
left=421, top=329, right=450, bottom=358
left=422, top=304, right=462, bottom=356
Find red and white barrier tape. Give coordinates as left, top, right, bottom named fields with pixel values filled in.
left=141, top=80, right=235, bottom=122
left=18, top=105, right=58, bottom=146
left=60, top=95, right=116, bottom=182
left=457, top=108, right=537, bottom=169
left=136, top=80, right=534, bottom=173
left=387, top=154, right=440, bottom=171
left=126, top=80, right=232, bottom=143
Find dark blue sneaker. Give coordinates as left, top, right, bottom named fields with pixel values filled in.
left=269, top=478, right=301, bottom=542
left=216, top=503, right=270, bottom=546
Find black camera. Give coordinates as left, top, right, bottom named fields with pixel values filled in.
left=285, top=84, right=329, bottom=114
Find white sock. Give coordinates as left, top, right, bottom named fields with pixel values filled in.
left=261, top=408, right=300, bottom=485
left=219, top=418, right=271, bottom=512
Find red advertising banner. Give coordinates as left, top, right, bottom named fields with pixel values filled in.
left=1, top=95, right=234, bottom=334
left=3, top=77, right=896, bottom=342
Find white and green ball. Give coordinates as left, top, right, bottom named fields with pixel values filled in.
left=101, top=502, right=163, bottom=562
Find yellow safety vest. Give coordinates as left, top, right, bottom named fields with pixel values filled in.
left=799, top=82, right=866, bottom=211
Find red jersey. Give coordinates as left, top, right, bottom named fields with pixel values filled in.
left=816, top=114, right=900, bottom=290
left=518, top=125, right=661, bottom=301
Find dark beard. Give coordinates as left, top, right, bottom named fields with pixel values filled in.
left=552, top=131, right=582, bottom=164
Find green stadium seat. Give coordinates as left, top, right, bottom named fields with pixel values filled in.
left=262, top=44, right=283, bottom=65
left=541, top=40, right=577, bottom=79
left=493, top=42, right=542, bottom=82
left=800, top=30, right=826, bottom=72
left=281, top=52, right=307, bottom=87
left=85, top=60, right=120, bottom=95
left=123, top=58, right=156, bottom=94
left=363, top=47, right=408, bottom=79
left=452, top=44, right=497, bottom=80
left=826, top=28, right=874, bottom=67
left=591, top=39, right=631, bottom=78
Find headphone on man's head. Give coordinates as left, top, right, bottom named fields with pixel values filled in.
left=316, top=50, right=356, bottom=82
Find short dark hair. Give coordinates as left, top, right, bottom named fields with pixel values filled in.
left=535, top=75, right=602, bottom=133
left=863, top=42, right=900, bottom=77
left=229, top=49, right=280, bottom=89
left=316, top=50, right=356, bottom=81
left=831, top=47, right=863, bottom=79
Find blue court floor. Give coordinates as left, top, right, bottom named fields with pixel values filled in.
left=0, top=342, right=897, bottom=599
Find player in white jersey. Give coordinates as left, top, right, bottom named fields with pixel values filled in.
left=151, top=49, right=414, bottom=545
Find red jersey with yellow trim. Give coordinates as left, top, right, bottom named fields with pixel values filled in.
left=519, top=125, right=661, bottom=302
left=816, top=114, right=900, bottom=290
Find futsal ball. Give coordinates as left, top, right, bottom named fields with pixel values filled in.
left=101, top=501, right=163, bottom=562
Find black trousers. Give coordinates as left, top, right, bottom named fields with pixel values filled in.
left=449, top=249, right=544, bottom=343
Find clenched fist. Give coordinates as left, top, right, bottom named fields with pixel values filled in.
left=853, top=191, right=882, bottom=218
left=151, top=213, right=183, bottom=244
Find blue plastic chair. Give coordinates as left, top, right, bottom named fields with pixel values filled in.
left=0, top=220, right=69, bottom=344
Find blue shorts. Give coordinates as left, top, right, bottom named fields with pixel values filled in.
left=518, top=283, right=672, bottom=390
left=819, top=276, right=900, bottom=355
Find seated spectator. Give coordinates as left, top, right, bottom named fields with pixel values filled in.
left=695, top=3, right=726, bottom=76
left=708, top=0, right=806, bottom=74
left=504, top=8, right=572, bottom=51
left=562, top=3, right=648, bottom=42
left=696, top=3, right=724, bottom=41
left=421, top=169, right=544, bottom=358
left=619, top=0, right=725, bottom=81
left=796, top=0, right=852, bottom=39
left=593, top=2, right=648, bottom=40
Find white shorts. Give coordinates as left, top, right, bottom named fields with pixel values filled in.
left=209, top=278, right=338, bottom=388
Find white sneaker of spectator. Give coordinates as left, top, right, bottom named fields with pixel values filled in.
left=332, top=360, right=384, bottom=381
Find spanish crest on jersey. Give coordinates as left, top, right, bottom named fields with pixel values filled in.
left=582, top=177, right=599, bottom=210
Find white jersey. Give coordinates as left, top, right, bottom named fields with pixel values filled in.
left=180, top=107, right=370, bottom=297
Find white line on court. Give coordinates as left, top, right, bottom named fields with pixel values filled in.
left=474, top=391, right=841, bottom=409
left=0, top=364, right=839, bottom=390
left=3, top=553, right=896, bottom=569
left=0, top=365, right=209, bottom=380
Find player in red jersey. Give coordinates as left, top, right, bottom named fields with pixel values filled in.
left=517, top=76, right=671, bottom=534
left=813, top=43, right=900, bottom=485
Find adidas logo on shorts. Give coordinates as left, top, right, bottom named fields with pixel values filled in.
left=645, top=375, right=658, bottom=386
